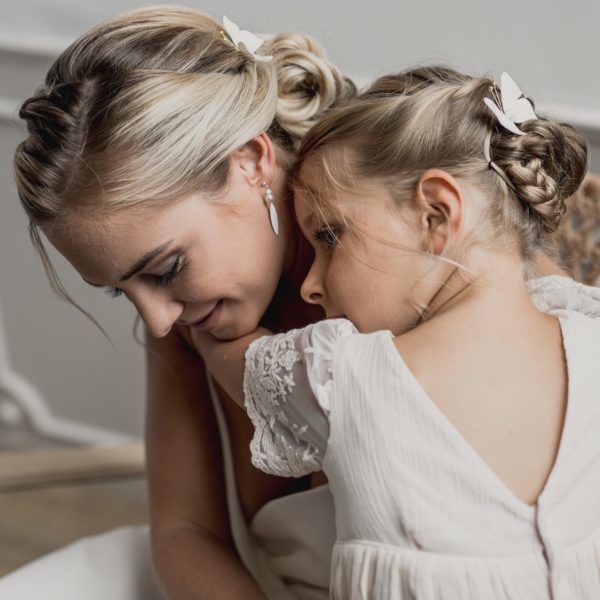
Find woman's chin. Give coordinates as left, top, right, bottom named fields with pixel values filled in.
left=212, top=313, right=262, bottom=341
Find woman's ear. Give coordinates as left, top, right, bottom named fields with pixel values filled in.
left=414, top=169, right=464, bottom=254
left=231, top=132, right=277, bottom=187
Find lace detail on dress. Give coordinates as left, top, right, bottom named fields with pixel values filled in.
left=244, top=330, right=323, bottom=477
left=528, top=275, right=600, bottom=318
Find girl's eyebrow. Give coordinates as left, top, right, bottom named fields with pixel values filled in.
left=302, top=211, right=317, bottom=229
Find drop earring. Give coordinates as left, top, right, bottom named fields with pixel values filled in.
left=261, top=181, right=279, bottom=236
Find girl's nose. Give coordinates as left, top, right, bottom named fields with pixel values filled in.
left=300, top=261, right=326, bottom=306
left=133, top=291, right=184, bottom=338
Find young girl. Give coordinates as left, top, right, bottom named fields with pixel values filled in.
left=195, top=67, right=600, bottom=599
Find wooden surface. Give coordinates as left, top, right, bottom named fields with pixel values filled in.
left=0, top=425, right=149, bottom=577
left=0, top=443, right=145, bottom=491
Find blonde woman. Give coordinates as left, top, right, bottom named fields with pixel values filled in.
left=3, top=8, right=595, bottom=600
left=6, top=6, right=354, bottom=599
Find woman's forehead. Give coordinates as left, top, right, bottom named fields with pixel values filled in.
left=42, top=201, right=191, bottom=278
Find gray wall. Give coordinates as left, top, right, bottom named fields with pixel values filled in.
left=1, top=1, right=598, bottom=437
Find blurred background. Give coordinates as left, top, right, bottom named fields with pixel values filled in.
left=0, top=0, right=599, bottom=440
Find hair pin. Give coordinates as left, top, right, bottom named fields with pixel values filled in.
left=222, top=16, right=273, bottom=63
left=483, top=72, right=537, bottom=136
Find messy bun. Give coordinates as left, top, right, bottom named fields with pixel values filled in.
left=265, top=33, right=356, bottom=147
left=489, top=119, right=588, bottom=233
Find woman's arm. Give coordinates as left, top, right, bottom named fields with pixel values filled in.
left=145, top=326, right=266, bottom=600
left=190, top=327, right=271, bottom=409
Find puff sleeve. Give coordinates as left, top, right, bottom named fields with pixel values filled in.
left=243, top=318, right=357, bottom=477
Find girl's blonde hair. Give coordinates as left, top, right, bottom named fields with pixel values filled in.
left=294, top=66, right=587, bottom=259
left=14, top=5, right=355, bottom=301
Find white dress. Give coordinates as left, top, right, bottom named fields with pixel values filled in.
left=243, top=275, right=600, bottom=600
left=1, top=275, right=598, bottom=600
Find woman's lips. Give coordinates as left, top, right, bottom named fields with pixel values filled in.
left=191, top=299, right=224, bottom=331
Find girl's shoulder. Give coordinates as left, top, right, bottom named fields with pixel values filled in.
left=283, top=318, right=361, bottom=363
left=552, top=306, right=600, bottom=358
left=528, top=275, right=600, bottom=318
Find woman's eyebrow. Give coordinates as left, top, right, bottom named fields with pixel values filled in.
left=119, top=240, right=175, bottom=281
left=80, top=240, right=175, bottom=287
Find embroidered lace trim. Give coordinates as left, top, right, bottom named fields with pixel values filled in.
left=244, top=330, right=323, bottom=477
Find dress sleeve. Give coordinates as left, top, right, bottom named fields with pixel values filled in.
left=243, top=318, right=357, bottom=478
left=528, top=275, right=600, bottom=318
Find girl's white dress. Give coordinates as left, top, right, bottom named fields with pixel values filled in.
left=243, top=275, right=600, bottom=600
left=0, top=275, right=598, bottom=600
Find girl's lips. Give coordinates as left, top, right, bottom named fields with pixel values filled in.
left=191, top=299, right=224, bottom=331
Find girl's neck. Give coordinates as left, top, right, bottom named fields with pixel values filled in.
left=420, top=250, right=539, bottom=327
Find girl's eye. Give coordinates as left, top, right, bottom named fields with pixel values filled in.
left=314, top=226, right=340, bottom=249
left=153, top=254, right=184, bottom=287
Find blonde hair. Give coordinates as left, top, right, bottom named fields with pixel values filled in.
left=14, top=5, right=355, bottom=303
left=294, top=66, right=587, bottom=259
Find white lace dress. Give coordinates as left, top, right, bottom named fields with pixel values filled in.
left=243, top=276, right=600, bottom=600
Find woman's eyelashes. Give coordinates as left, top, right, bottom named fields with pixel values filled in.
left=104, top=286, right=124, bottom=299
left=152, top=254, right=184, bottom=287
left=313, top=225, right=341, bottom=249
left=103, top=254, right=185, bottom=299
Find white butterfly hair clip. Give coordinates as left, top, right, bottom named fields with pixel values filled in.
left=222, top=16, right=272, bottom=63
left=483, top=72, right=537, bottom=136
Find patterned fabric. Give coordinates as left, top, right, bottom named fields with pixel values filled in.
left=244, top=319, right=355, bottom=477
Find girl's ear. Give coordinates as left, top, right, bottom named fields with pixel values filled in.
left=231, top=132, right=277, bottom=187
left=414, top=169, right=464, bottom=254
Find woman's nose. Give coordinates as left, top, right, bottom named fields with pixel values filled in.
left=300, top=261, right=326, bottom=306
left=134, top=291, right=184, bottom=338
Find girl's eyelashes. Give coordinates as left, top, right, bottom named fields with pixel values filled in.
left=102, top=254, right=185, bottom=299
left=314, top=225, right=341, bottom=249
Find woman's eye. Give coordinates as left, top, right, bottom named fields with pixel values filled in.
left=101, top=255, right=184, bottom=298
left=104, top=286, right=123, bottom=299
left=314, top=226, right=339, bottom=249
left=153, top=255, right=184, bottom=287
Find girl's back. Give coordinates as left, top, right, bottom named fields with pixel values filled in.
left=395, top=275, right=567, bottom=507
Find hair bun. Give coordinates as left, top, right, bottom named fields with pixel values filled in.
left=492, top=119, right=588, bottom=233
left=264, top=33, right=355, bottom=146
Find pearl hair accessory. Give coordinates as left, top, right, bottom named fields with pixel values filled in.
left=261, top=182, right=279, bottom=236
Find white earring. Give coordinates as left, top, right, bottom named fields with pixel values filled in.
left=261, top=182, right=279, bottom=236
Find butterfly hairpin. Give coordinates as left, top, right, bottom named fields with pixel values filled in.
left=483, top=72, right=537, bottom=136
left=222, top=16, right=272, bottom=63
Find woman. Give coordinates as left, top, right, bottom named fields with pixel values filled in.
left=6, top=6, right=353, bottom=599
left=2, top=6, right=582, bottom=600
